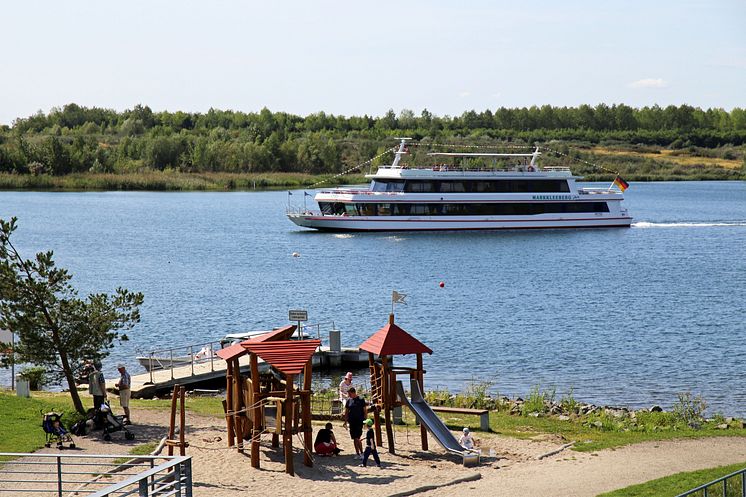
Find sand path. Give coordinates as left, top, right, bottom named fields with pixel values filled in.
left=11, top=407, right=743, bottom=497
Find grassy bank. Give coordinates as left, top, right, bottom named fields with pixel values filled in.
left=0, top=171, right=367, bottom=191
left=597, top=461, right=746, bottom=497
left=0, top=145, right=743, bottom=191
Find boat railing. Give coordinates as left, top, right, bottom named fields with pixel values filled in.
left=286, top=206, right=321, bottom=216
left=578, top=187, right=620, bottom=195
left=137, top=339, right=224, bottom=384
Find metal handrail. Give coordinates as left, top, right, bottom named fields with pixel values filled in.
left=0, top=453, right=192, bottom=497
left=675, top=467, right=746, bottom=497
left=137, top=340, right=222, bottom=383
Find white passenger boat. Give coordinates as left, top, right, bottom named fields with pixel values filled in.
left=287, top=139, right=632, bottom=231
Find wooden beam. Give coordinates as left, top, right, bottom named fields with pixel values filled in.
left=302, top=361, right=313, bottom=467
left=225, top=362, right=235, bottom=448
left=284, top=374, right=295, bottom=476
left=168, top=385, right=178, bottom=456
left=179, top=386, right=186, bottom=456
left=233, top=358, right=243, bottom=453
left=417, top=353, right=427, bottom=451
left=250, top=353, right=261, bottom=469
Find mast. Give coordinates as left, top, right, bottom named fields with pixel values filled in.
left=391, top=137, right=411, bottom=169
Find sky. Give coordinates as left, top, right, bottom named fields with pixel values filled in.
left=1, top=0, right=744, bottom=124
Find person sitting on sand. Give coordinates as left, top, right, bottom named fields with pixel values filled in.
left=459, top=427, right=475, bottom=451
left=314, top=422, right=341, bottom=456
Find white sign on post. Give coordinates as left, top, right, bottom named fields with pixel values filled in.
left=288, top=309, right=308, bottom=322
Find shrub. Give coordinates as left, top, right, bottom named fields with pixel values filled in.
left=672, top=392, right=707, bottom=425
left=18, top=366, right=48, bottom=390
left=523, top=385, right=555, bottom=415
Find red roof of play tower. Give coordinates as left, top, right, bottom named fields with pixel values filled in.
left=359, top=321, right=432, bottom=356
left=241, top=339, right=321, bottom=376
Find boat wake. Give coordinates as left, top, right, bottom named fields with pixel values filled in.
left=633, top=221, right=746, bottom=229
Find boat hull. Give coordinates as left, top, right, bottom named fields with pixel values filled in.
left=288, top=214, right=633, bottom=231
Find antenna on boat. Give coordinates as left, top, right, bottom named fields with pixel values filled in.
left=391, top=137, right=412, bottom=169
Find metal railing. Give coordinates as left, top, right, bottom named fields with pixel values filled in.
left=137, top=340, right=222, bottom=383
left=0, top=453, right=192, bottom=497
left=676, top=467, right=746, bottom=497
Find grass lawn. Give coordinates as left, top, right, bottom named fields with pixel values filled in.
left=4, top=390, right=745, bottom=458
left=597, top=461, right=746, bottom=497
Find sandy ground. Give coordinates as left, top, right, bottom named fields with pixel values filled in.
left=5, top=407, right=746, bottom=497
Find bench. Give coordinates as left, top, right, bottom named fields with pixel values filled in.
left=430, top=406, right=490, bottom=432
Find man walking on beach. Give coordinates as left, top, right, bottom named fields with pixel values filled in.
left=344, top=387, right=366, bottom=459
left=115, top=364, right=132, bottom=424
left=87, top=362, right=107, bottom=409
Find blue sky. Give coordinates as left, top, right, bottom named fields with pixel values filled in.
left=1, top=0, right=744, bottom=124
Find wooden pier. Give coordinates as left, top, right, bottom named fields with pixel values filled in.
left=108, top=346, right=367, bottom=399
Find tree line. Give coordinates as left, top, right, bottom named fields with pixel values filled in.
left=1, top=103, right=745, bottom=176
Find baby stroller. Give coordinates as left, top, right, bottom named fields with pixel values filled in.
left=42, top=411, right=76, bottom=449
left=97, top=403, right=135, bottom=441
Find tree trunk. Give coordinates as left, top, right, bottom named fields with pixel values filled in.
left=57, top=340, right=85, bottom=414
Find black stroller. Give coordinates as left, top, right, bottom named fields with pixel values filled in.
left=42, top=411, right=76, bottom=449
left=96, top=403, right=135, bottom=441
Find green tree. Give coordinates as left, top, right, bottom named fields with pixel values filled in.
left=0, top=217, right=143, bottom=414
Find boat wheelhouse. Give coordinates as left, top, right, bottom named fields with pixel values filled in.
left=287, top=139, right=632, bottom=231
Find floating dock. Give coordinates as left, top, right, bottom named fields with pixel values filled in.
left=109, top=346, right=367, bottom=398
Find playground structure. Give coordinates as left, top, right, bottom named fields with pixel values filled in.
left=217, top=325, right=321, bottom=475
left=360, top=314, right=480, bottom=466
left=359, top=314, right=433, bottom=454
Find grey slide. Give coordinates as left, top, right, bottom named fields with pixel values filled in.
left=396, top=379, right=465, bottom=455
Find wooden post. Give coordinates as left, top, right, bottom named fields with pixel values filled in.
left=250, top=354, right=261, bottom=469
left=302, top=361, right=313, bottom=467
left=417, top=353, right=427, bottom=451
left=179, top=386, right=186, bottom=456
left=225, top=362, right=235, bottom=448
left=284, top=374, right=295, bottom=476
left=233, top=358, right=244, bottom=453
left=380, top=356, right=394, bottom=453
left=168, top=385, right=178, bottom=456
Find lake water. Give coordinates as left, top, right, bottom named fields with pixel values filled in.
left=1, top=182, right=745, bottom=415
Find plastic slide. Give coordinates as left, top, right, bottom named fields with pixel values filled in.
left=396, top=379, right=465, bottom=455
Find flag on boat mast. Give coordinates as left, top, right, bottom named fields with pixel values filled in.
left=612, top=175, right=629, bottom=192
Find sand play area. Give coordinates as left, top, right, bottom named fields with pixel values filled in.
left=21, top=407, right=746, bottom=497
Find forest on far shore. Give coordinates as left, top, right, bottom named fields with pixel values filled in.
left=0, top=103, right=745, bottom=188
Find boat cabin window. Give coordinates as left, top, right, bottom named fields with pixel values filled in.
left=371, top=180, right=405, bottom=192
left=325, top=201, right=610, bottom=216
left=398, top=179, right=570, bottom=193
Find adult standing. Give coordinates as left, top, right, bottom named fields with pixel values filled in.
left=344, top=387, right=366, bottom=459
left=87, top=362, right=107, bottom=409
left=338, top=372, right=354, bottom=402
left=115, top=364, right=132, bottom=424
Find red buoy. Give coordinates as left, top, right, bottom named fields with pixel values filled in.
left=439, top=281, right=445, bottom=288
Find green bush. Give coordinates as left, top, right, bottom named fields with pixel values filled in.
left=18, top=367, right=47, bottom=390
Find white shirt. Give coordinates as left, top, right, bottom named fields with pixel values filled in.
left=459, top=433, right=474, bottom=450
left=339, top=379, right=353, bottom=401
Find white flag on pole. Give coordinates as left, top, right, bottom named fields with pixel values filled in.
left=392, top=291, right=407, bottom=304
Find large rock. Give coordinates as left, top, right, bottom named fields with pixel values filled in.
left=650, top=405, right=663, bottom=412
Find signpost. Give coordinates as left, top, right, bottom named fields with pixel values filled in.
left=288, top=310, right=308, bottom=339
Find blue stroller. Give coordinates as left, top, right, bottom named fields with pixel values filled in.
left=42, top=411, right=76, bottom=449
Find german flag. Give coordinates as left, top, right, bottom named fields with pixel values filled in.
left=613, top=175, right=629, bottom=192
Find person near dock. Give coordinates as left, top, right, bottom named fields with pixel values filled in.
left=339, top=372, right=354, bottom=428
left=115, top=364, right=132, bottom=424
left=344, top=387, right=366, bottom=459
left=339, top=372, right=354, bottom=402
left=86, top=362, right=107, bottom=409
left=314, top=422, right=341, bottom=456
left=361, top=418, right=381, bottom=467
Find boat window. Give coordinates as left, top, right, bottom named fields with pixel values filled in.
left=359, top=203, right=376, bottom=216
left=344, top=204, right=359, bottom=216
left=377, top=203, right=392, bottom=216
left=404, top=181, right=435, bottom=192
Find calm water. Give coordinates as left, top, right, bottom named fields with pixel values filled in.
left=2, top=182, right=745, bottom=415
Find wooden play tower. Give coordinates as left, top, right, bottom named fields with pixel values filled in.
left=359, top=314, right=433, bottom=454
left=217, top=325, right=320, bottom=475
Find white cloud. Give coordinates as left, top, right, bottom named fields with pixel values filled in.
left=491, top=92, right=502, bottom=98
left=458, top=91, right=471, bottom=98
left=628, top=78, right=668, bottom=89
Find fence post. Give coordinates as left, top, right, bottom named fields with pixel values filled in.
left=210, top=342, right=215, bottom=372
left=183, top=459, right=193, bottom=497
left=170, top=350, right=174, bottom=380
left=56, top=456, right=63, bottom=497
left=138, top=478, right=149, bottom=496
left=174, top=462, right=182, bottom=495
